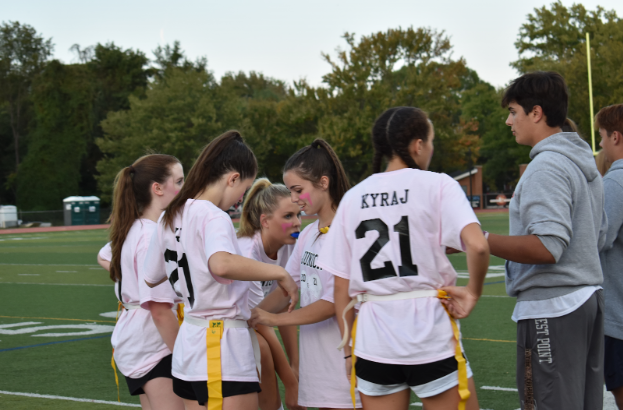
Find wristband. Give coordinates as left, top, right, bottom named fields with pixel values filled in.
left=344, top=355, right=352, bottom=359
left=483, top=230, right=489, bottom=240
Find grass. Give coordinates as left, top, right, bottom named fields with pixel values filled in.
left=0, top=211, right=521, bottom=410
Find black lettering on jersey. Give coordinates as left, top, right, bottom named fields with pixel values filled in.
left=313, top=277, right=318, bottom=285
left=361, top=194, right=369, bottom=209
left=361, top=190, right=408, bottom=208
left=355, top=216, right=418, bottom=282
left=380, top=193, right=389, bottom=206
left=261, top=280, right=273, bottom=288
left=370, top=193, right=379, bottom=207
left=164, top=249, right=179, bottom=289
left=301, top=273, right=307, bottom=282
left=300, top=251, right=322, bottom=270
left=175, top=227, right=182, bottom=243
left=391, top=191, right=399, bottom=205
left=400, top=189, right=409, bottom=204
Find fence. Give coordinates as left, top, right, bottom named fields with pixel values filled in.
left=18, top=208, right=111, bottom=227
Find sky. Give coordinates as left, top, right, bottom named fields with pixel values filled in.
left=3, top=0, right=622, bottom=89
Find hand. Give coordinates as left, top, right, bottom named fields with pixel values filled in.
left=248, top=308, right=278, bottom=328
left=445, top=246, right=462, bottom=254
left=439, top=286, right=479, bottom=319
left=277, top=269, right=299, bottom=313
left=344, top=356, right=352, bottom=383
left=284, top=380, right=305, bottom=410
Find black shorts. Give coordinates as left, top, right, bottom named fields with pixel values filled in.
left=605, top=335, right=623, bottom=391
left=355, top=355, right=460, bottom=387
left=172, top=377, right=261, bottom=405
left=124, top=354, right=173, bottom=396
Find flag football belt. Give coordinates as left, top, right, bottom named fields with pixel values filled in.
left=122, top=303, right=141, bottom=310
left=338, top=289, right=470, bottom=410
left=184, top=315, right=262, bottom=410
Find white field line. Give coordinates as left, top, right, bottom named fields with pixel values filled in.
left=481, top=385, right=518, bottom=392
left=0, top=390, right=140, bottom=407
left=17, top=274, right=40, bottom=276
left=1, top=282, right=110, bottom=287
left=0, top=263, right=99, bottom=266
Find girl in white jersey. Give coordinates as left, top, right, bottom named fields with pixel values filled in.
left=250, top=139, right=362, bottom=410
left=107, top=154, right=185, bottom=410
left=317, top=107, right=490, bottom=410
left=237, top=178, right=304, bottom=410
left=143, top=131, right=299, bottom=410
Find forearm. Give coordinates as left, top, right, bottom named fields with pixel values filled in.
left=334, top=276, right=353, bottom=356
left=461, top=224, right=489, bottom=297
left=209, top=252, right=286, bottom=281
left=256, top=325, right=298, bottom=388
left=272, top=300, right=334, bottom=326
left=278, top=324, right=299, bottom=367
left=257, top=287, right=293, bottom=313
left=488, top=233, right=555, bottom=264
left=149, top=302, right=179, bottom=351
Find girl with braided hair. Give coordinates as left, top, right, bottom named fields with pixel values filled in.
left=317, top=107, right=489, bottom=410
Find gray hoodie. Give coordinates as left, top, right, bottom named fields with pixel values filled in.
left=600, top=159, right=623, bottom=339
left=505, top=132, right=607, bottom=301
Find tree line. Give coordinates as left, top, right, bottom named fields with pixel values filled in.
left=1, top=1, right=622, bottom=210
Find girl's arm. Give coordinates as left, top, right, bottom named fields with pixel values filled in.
left=97, top=254, right=110, bottom=272
left=256, top=286, right=293, bottom=314
left=147, top=301, right=179, bottom=352
left=334, top=276, right=354, bottom=381
left=277, top=323, right=299, bottom=380
left=209, top=252, right=298, bottom=311
left=249, top=299, right=334, bottom=328
left=255, top=325, right=303, bottom=410
left=441, top=223, right=489, bottom=319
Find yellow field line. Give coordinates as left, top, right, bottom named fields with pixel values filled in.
left=0, top=315, right=116, bottom=323
left=463, top=337, right=514, bottom=343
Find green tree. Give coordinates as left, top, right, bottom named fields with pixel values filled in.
left=315, top=27, right=478, bottom=182
left=512, top=1, right=623, bottom=145
left=0, top=21, right=53, bottom=203
left=96, top=66, right=239, bottom=202
left=16, top=61, right=94, bottom=210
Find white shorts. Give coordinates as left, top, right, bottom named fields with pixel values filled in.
left=356, top=360, right=473, bottom=398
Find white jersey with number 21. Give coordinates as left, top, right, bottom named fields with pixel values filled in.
left=317, top=168, right=479, bottom=366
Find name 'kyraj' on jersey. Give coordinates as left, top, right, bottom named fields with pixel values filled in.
left=361, top=189, right=409, bottom=209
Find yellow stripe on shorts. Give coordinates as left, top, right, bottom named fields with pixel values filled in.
left=207, top=320, right=224, bottom=410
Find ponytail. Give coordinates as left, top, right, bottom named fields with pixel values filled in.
left=163, top=130, right=257, bottom=231
left=237, top=178, right=291, bottom=238
left=283, top=138, right=350, bottom=210
left=372, top=107, right=431, bottom=172
left=109, top=154, right=180, bottom=282
left=371, top=108, right=399, bottom=173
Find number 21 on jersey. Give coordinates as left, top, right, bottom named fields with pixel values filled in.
left=356, top=215, right=418, bottom=282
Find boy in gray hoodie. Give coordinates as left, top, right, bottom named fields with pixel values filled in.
left=486, top=71, right=607, bottom=410
left=597, top=103, right=623, bottom=409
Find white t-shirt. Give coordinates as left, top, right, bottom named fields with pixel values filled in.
left=108, top=219, right=175, bottom=379
left=144, top=199, right=257, bottom=382
left=317, top=168, right=479, bottom=365
left=286, top=220, right=361, bottom=408
left=237, top=230, right=294, bottom=309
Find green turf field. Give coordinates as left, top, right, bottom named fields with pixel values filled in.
left=0, top=212, right=520, bottom=410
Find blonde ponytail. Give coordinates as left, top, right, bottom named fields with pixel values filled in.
left=237, top=178, right=291, bottom=238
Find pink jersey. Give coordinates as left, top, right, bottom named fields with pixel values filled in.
left=143, top=211, right=186, bottom=303
left=286, top=220, right=361, bottom=408
left=109, top=219, right=175, bottom=379
left=317, top=168, right=479, bottom=365
left=237, top=230, right=294, bottom=309
left=144, top=199, right=257, bottom=382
